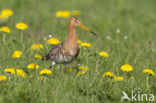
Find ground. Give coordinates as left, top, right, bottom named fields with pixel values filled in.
left=0, top=0, right=156, bottom=103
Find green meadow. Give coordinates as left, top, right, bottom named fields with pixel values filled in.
left=0, top=0, right=156, bottom=103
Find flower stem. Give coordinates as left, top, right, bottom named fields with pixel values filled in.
left=2, top=34, right=6, bottom=45
left=146, top=75, right=149, bottom=89
left=20, top=32, right=23, bottom=43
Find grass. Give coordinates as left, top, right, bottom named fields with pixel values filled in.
left=0, top=0, right=156, bottom=103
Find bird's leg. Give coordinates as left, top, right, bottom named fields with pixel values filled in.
left=49, top=61, right=56, bottom=69
left=72, top=60, right=78, bottom=71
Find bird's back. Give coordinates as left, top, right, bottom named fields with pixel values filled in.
left=42, top=41, right=79, bottom=64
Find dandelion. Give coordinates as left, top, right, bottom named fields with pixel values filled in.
left=0, top=75, right=7, bottom=81
left=11, top=50, right=22, bottom=58
left=114, top=76, right=124, bottom=81
left=99, top=51, right=109, bottom=58
left=34, top=54, right=42, bottom=59
left=27, top=64, right=39, bottom=69
left=4, top=68, right=15, bottom=74
left=16, top=22, right=28, bottom=30
left=79, top=66, right=89, bottom=71
left=78, top=71, right=86, bottom=76
left=65, top=68, right=73, bottom=73
left=72, top=10, right=81, bottom=16
left=77, top=40, right=82, bottom=44
left=55, top=11, right=70, bottom=18
left=80, top=42, right=91, bottom=47
left=143, top=69, right=155, bottom=76
left=121, top=64, right=133, bottom=72
left=102, top=72, right=115, bottom=78
left=47, top=38, right=60, bottom=45
left=0, top=26, right=11, bottom=34
left=16, top=69, right=26, bottom=77
left=31, top=43, right=43, bottom=50
left=40, top=69, right=52, bottom=75
left=1, top=9, right=13, bottom=17
left=0, top=14, right=8, bottom=19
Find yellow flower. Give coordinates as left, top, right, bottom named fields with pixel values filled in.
left=77, top=40, right=82, bottom=44
left=16, top=22, right=28, bottom=30
left=47, top=38, right=60, bottom=45
left=0, top=26, right=11, bottom=34
left=102, top=72, right=115, bottom=78
left=0, top=14, right=9, bottom=19
left=56, top=11, right=70, bottom=18
left=11, top=50, right=22, bottom=58
left=113, top=76, right=124, bottom=81
left=79, top=66, right=89, bottom=71
left=99, top=51, right=109, bottom=58
left=78, top=71, right=86, bottom=76
left=31, top=43, right=43, bottom=50
left=4, top=68, right=15, bottom=74
left=34, top=54, right=42, bottom=59
left=143, top=69, right=155, bottom=76
left=65, top=68, right=76, bottom=73
left=121, top=64, right=133, bottom=72
left=1, top=9, right=13, bottom=17
left=40, top=69, right=52, bottom=75
left=27, top=64, right=39, bottom=69
left=16, top=69, right=26, bottom=77
left=80, top=42, right=92, bottom=47
left=71, top=10, right=81, bottom=16
left=0, top=75, right=7, bottom=81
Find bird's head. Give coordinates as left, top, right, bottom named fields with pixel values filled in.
left=69, top=17, right=97, bottom=36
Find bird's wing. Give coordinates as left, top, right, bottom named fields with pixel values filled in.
left=44, top=42, right=66, bottom=60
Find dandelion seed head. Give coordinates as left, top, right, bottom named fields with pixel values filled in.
left=106, top=36, right=111, bottom=40
left=48, top=35, right=52, bottom=38
left=124, top=35, right=128, bottom=39
left=44, top=37, right=47, bottom=40
left=116, top=29, right=120, bottom=33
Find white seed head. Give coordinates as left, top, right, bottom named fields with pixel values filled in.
left=44, top=37, right=47, bottom=40
left=124, top=35, right=128, bottom=39
left=106, top=36, right=111, bottom=40
left=48, top=35, right=52, bottom=38
left=116, top=29, right=120, bottom=33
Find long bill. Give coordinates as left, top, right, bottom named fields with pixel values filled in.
left=78, top=24, right=97, bottom=36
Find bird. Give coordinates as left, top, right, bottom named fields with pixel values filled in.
left=42, top=17, right=97, bottom=70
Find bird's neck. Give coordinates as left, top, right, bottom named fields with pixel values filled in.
left=66, top=23, right=77, bottom=44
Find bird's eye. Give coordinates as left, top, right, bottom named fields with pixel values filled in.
left=74, top=20, right=77, bottom=22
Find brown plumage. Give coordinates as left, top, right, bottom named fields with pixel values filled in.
left=42, top=17, right=97, bottom=69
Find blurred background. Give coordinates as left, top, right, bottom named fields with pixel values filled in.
left=0, top=0, right=156, bottom=102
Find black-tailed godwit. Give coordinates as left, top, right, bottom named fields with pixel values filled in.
left=42, top=17, right=97, bottom=69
